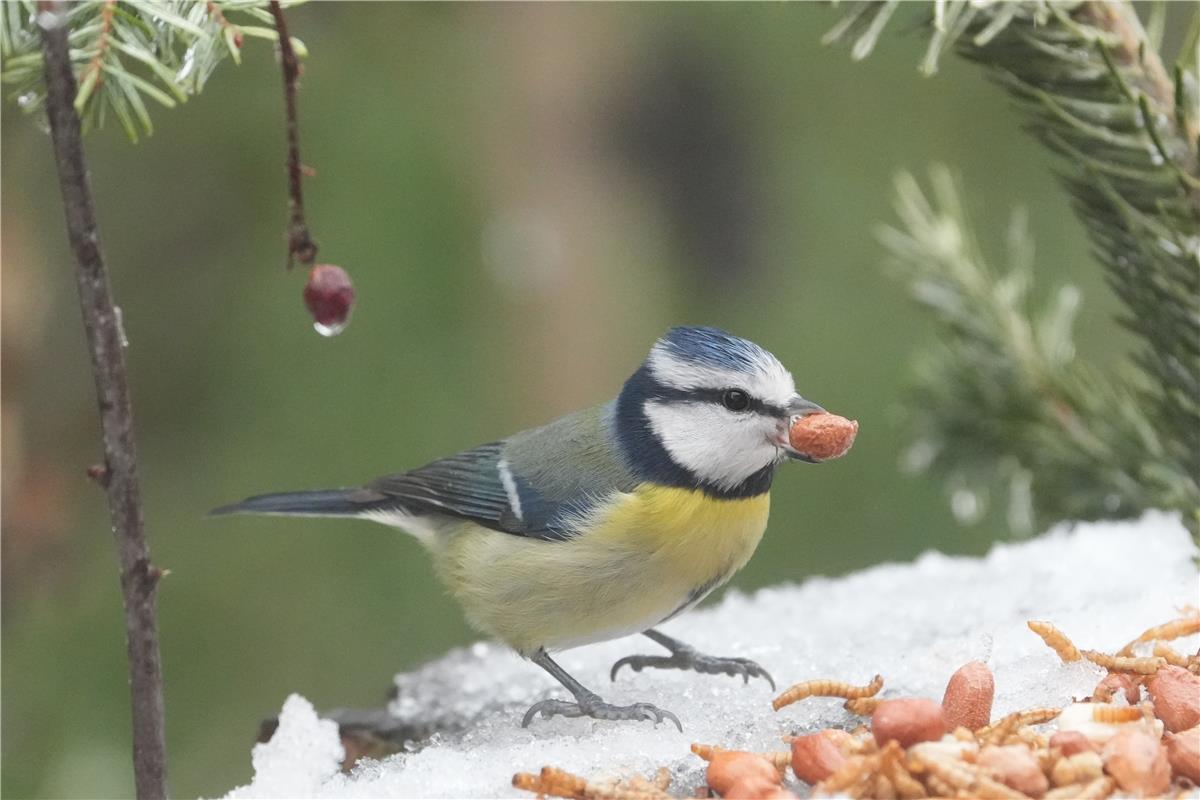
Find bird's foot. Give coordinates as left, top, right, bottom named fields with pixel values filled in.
left=610, top=642, right=775, bottom=690
left=521, top=694, right=682, bottom=731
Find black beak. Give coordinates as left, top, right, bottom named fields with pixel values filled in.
left=786, top=395, right=825, bottom=417
left=779, top=395, right=825, bottom=462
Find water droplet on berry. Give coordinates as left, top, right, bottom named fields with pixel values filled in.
left=313, top=320, right=347, bottom=337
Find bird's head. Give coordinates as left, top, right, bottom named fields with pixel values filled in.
left=615, top=326, right=826, bottom=497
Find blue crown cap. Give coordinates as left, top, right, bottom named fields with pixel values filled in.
left=655, top=325, right=774, bottom=374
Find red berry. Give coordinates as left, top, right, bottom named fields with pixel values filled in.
left=303, top=264, right=354, bottom=336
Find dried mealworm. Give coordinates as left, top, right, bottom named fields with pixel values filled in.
left=909, top=751, right=1026, bottom=800
left=513, top=767, right=589, bottom=799
left=1003, top=725, right=1048, bottom=749
left=869, top=773, right=896, bottom=800
left=1152, top=641, right=1189, bottom=668
left=924, top=773, right=956, bottom=798
left=1045, top=777, right=1114, bottom=800
left=1090, top=704, right=1142, bottom=724
left=514, top=767, right=674, bottom=800
left=977, top=708, right=1061, bottom=744
left=1075, top=777, right=1115, bottom=800
left=815, top=753, right=879, bottom=795
left=1092, top=673, right=1140, bottom=704
left=764, top=751, right=792, bottom=770
left=1050, top=751, right=1103, bottom=786
left=1027, top=621, right=1082, bottom=662
left=844, top=697, right=881, bottom=716
left=881, top=742, right=927, bottom=800
left=773, top=674, right=884, bottom=711
left=1116, top=615, right=1200, bottom=656
left=620, top=773, right=667, bottom=797
left=1081, top=651, right=1165, bottom=675
left=602, top=787, right=673, bottom=800
left=689, top=743, right=790, bottom=770
left=1044, top=783, right=1086, bottom=800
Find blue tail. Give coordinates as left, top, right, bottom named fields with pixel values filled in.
left=210, top=489, right=380, bottom=518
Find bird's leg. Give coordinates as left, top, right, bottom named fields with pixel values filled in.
left=610, top=629, right=775, bottom=689
left=521, top=648, right=682, bottom=731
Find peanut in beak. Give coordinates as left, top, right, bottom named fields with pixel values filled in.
left=787, top=412, right=859, bottom=461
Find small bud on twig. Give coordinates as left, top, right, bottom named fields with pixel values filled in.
left=86, top=462, right=111, bottom=486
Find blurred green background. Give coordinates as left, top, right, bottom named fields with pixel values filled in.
left=2, top=3, right=1125, bottom=798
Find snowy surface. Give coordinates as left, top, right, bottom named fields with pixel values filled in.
left=223, top=511, right=1198, bottom=799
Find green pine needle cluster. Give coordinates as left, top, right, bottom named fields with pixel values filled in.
left=1, top=0, right=305, bottom=141
left=830, top=1, right=1200, bottom=537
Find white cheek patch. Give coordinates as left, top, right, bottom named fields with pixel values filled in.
left=648, top=347, right=796, bottom=407
left=644, top=400, right=780, bottom=490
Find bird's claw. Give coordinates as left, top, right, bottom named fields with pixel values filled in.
left=610, top=647, right=775, bottom=690
left=521, top=697, right=682, bottom=731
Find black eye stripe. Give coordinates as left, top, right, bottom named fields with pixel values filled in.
left=647, top=386, right=787, bottom=417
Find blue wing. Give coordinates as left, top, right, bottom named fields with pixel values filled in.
left=369, top=442, right=533, bottom=536
left=371, top=404, right=637, bottom=542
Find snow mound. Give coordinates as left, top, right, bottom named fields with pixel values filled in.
left=223, top=511, right=1198, bottom=799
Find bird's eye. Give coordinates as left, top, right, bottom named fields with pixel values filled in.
left=722, top=389, right=751, bottom=412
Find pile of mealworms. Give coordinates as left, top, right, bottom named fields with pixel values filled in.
left=512, top=615, right=1200, bottom=799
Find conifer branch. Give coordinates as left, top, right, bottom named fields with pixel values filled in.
left=882, top=167, right=1192, bottom=532
left=828, top=1, right=1200, bottom=536
left=37, top=1, right=167, bottom=796
left=1, top=0, right=307, bottom=141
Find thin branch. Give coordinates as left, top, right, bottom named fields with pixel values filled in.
left=269, top=0, right=316, bottom=269
left=37, top=2, right=168, bottom=798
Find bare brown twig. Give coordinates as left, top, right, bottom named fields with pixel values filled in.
left=37, top=2, right=168, bottom=798
left=269, top=0, right=317, bottom=269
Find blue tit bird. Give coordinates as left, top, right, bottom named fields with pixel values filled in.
left=213, top=325, right=831, bottom=730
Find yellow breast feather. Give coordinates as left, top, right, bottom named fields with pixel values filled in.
left=431, top=484, right=770, bottom=654
left=595, top=484, right=770, bottom=589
